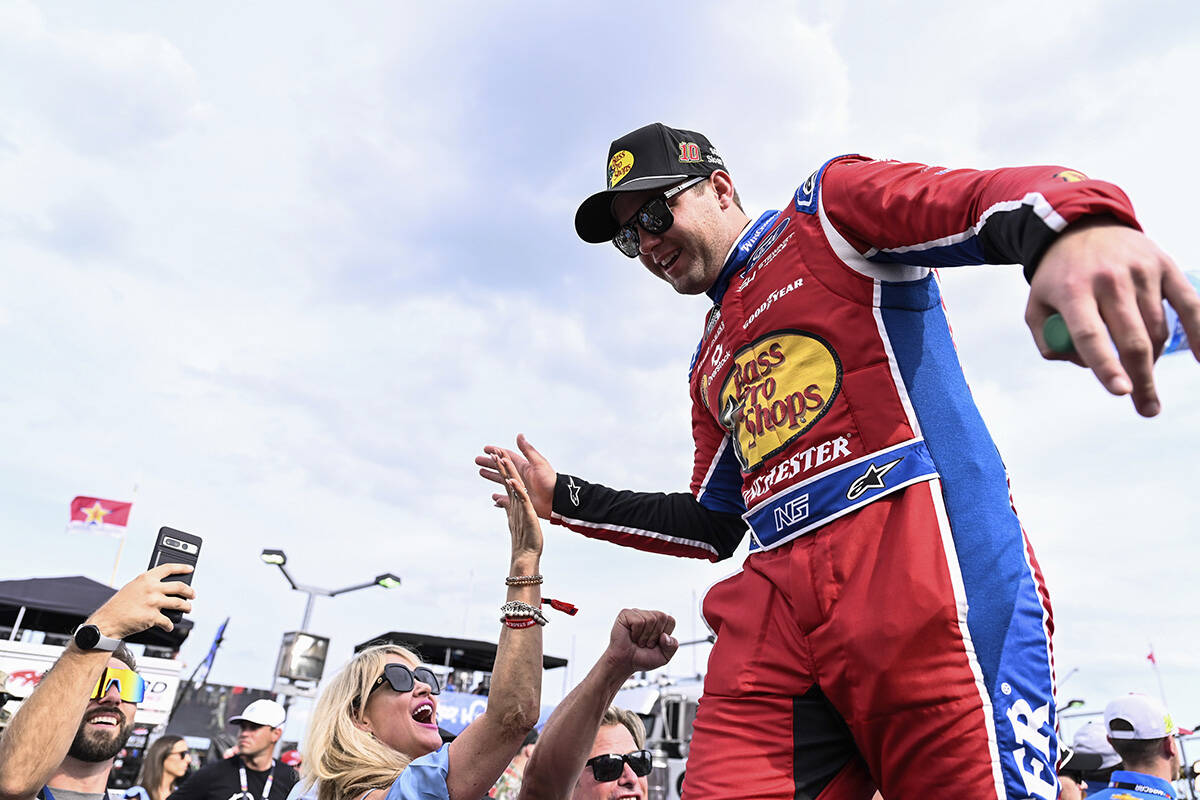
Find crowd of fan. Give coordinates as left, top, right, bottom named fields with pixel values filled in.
left=0, top=457, right=1190, bottom=800
left=0, top=460, right=680, bottom=800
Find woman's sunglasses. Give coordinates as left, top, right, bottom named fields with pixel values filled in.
left=584, top=749, right=653, bottom=782
left=612, top=176, right=706, bottom=258
left=367, top=664, right=441, bottom=699
left=90, top=667, right=147, bottom=703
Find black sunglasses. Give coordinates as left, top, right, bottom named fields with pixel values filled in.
left=367, top=664, right=441, bottom=699
left=584, top=749, right=653, bottom=782
left=612, top=176, right=706, bottom=258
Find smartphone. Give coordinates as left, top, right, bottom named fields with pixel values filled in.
left=148, top=527, right=202, bottom=624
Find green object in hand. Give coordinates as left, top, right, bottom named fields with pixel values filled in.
left=1042, top=272, right=1200, bottom=357
left=1043, top=313, right=1074, bottom=354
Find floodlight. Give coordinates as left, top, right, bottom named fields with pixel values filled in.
left=376, top=573, right=402, bottom=589
left=260, top=549, right=288, bottom=566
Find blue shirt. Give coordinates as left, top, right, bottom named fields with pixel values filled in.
left=384, top=744, right=451, bottom=800
left=1088, top=769, right=1177, bottom=799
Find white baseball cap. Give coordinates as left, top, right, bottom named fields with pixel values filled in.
left=1072, top=720, right=1122, bottom=768
left=1104, top=693, right=1176, bottom=740
left=229, top=699, right=286, bottom=729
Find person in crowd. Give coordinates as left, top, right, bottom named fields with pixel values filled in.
left=126, top=736, right=192, bottom=800
left=517, top=608, right=677, bottom=800
left=1088, top=693, right=1181, bottom=799
left=296, top=450, right=545, bottom=800
left=167, top=699, right=296, bottom=800
left=480, top=121, right=1198, bottom=799
left=0, top=565, right=195, bottom=800
left=1058, top=770, right=1084, bottom=800
left=488, top=730, right=538, bottom=800
left=1057, top=720, right=1123, bottom=799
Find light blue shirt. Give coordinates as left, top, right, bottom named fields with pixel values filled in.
left=383, top=744, right=451, bottom=800
left=284, top=744, right=451, bottom=800
left=285, top=780, right=318, bottom=800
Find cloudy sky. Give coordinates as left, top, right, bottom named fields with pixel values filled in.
left=2, top=0, right=1199, bottom=744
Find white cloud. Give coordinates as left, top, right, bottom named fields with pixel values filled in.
left=0, top=0, right=204, bottom=157
left=1, top=0, right=1199, bottom=748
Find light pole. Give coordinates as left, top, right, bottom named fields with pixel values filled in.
left=259, top=549, right=401, bottom=709
left=260, top=548, right=401, bottom=630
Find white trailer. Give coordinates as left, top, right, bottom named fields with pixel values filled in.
left=0, top=639, right=183, bottom=728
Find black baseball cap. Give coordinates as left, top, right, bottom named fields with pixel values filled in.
left=1057, top=747, right=1104, bottom=774
left=574, top=123, right=727, bottom=243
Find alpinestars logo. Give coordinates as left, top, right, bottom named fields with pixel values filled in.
left=566, top=476, right=582, bottom=506
left=845, top=458, right=902, bottom=500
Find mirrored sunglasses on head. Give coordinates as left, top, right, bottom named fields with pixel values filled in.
left=585, top=749, right=653, bottom=782
left=368, top=664, right=441, bottom=698
left=91, top=667, right=147, bottom=703
left=612, top=176, right=706, bottom=258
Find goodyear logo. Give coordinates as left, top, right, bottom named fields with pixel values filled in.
left=608, top=150, right=634, bottom=188
left=717, top=331, right=842, bottom=471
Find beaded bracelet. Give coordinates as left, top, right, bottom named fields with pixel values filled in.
left=505, top=574, right=544, bottom=586
left=501, top=600, right=548, bottom=626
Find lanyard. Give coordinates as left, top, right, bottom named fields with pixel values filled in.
left=1108, top=779, right=1173, bottom=798
left=239, top=758, right=276, bottom=800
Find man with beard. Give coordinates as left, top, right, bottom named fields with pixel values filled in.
left=0, top=564, right=195, bottom=800
left=166, top=699, right=296, bottom=800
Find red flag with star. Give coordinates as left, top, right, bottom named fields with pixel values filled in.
left=68, top=496, right=133, bottom=537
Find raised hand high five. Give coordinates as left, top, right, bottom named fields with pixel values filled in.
left=477, top=434, right=557, bottom=518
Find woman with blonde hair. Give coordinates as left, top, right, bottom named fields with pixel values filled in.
left=125, top=735, right=191, bottom=800
left=300, top=450, right=546, bottom=800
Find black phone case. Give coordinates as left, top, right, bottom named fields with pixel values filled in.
left=148, top=527, right=201, bottom=624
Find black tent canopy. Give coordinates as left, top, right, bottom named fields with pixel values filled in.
left=0, top=575, right=193, bottom=650
left=355, top=631, right=567, bottom=672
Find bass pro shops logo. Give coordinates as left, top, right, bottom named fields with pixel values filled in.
left=717, top=330, right=842, bottom=471
left=608, top=150, right=634, bottom=188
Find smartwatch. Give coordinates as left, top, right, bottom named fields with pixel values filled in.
left=73, top=624, right=121, bottom=652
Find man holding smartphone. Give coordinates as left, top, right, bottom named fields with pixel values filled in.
left=0, top=565, right=195, bottom=800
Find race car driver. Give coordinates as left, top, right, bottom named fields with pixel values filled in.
left=478, top=122, right=1200, bottom=800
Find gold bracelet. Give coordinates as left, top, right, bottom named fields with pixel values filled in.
left=505, top=574, right=544, bottom=586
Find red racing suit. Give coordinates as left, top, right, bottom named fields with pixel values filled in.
left=551, top=156, right=1140, bottom=799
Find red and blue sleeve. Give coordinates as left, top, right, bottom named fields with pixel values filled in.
left=818, top=156, right=1140, bottom=280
